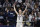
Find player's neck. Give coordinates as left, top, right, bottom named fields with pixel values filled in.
left=19, top=13, right=21, bottom=15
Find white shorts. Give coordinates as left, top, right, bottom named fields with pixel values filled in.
left=16, top=22, right=23, bottom=27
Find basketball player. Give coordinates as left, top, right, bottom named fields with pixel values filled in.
left=13, top=4, right=27, bottom=27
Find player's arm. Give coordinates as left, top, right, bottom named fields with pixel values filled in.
left=14, top=5, right=18, bottom=15
left=22, top=5, right=27, bottom=15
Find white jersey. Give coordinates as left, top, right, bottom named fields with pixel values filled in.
left=16, top=14, right=23, bottom=27
left=17, top=14, right=23, bottom=22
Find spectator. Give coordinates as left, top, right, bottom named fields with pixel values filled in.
left=15, top=0, right=22, bottom=3
left=6, top=7, right=16, bottom=27
left=11, top=0, right=15, bottom=5
left=3, top=0, right=11, bottom=7
left=0, top=2, right=2, bottom=8
left=0, top=11, right=5, bottom=25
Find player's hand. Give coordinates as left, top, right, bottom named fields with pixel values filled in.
left=13, top=3, right=16, bottom=7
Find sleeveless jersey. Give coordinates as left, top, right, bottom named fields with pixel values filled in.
left=17, top=14, right=23, bottom=23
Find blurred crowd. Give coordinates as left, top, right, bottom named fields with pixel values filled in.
left=0, top=0, right=40, bottom=27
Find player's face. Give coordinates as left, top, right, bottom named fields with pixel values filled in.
left=19, top=9, right=22, bottom=14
